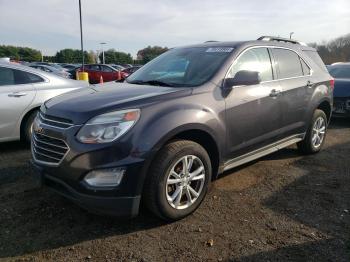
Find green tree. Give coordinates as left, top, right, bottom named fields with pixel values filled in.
left=99, top=49, right=133, bottom=64
left=0, top=45, right=41, bottom=61
left=54, top=49, right=95, bottom=64
left=136, top=46, right=168, bottom=64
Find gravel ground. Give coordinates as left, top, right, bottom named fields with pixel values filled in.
left=0, top=119, right=349, bottom=262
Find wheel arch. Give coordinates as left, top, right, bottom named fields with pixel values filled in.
left=316, top=99, right=332, bottom=123
left=19, top=106, right=40, bottom=140
left=141, top=125, right=222, bottom=193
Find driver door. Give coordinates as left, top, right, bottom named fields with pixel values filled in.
left=224, top=47, right=283, bottom=159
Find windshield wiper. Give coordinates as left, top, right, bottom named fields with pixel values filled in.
left=128, top=80, right=176, bottom=87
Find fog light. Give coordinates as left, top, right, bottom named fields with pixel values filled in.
left=84, top=168, right=125, bottom=187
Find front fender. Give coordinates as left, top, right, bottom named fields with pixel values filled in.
left=135, top=106, right=225, bottom=160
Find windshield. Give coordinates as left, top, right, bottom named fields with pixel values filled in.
left=127, top=47, right=233, bottom=87
left=328, top=65, right=350, bottom=79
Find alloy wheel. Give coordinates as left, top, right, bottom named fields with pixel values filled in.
left=166, top=155, right=206, bottom=210
left=311, top=116, right=326, bottom=148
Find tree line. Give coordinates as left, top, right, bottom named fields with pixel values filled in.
left=1, top=33, right=349, bottom=65
left=0, top=45, right=42, bottom=61
left=0, top=45, right=168, bottom=65
left=309, top=33, right=350, bottom=64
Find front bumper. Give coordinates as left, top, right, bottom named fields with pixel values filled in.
left=30, top=118, right=152, bottom=217
left=32, top=162, right=141, bottom=217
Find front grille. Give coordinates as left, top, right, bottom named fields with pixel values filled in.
left=39, top=112, right=73, bottom=129
left=32, top=133, right=69, bottom=165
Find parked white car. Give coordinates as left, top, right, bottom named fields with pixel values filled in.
left=0, top=62, right=89, bottom=143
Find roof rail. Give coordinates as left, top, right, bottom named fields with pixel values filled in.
left=257, top=36, right=307, bottom=46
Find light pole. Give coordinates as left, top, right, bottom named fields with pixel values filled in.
left=79, top=0, right=84, bottom=70
left=100, top=42, right=106, bottom=64
left=289, top=32, right=294, bottom=39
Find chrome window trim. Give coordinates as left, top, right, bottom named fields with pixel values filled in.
left=224, top=45, right=313, bottom=84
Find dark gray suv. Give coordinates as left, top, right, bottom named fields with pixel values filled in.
left=32, top=36, right=333, bottom=221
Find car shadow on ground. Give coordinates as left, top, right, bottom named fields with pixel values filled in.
left=0, top=142, right=167, bottom=258
left=329, top=117, right=350, bottom=129
left=0, top=119, right=349, bottom=260
left=234, top=124, right=350, bottom=261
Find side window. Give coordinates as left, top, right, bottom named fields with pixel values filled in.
left=0, top=67, right=45, bottom=86
left=272, top=49, right=303, bottom=79
left=13, top=69, right=33, bottom=84
left=228, top=48, right=273, bottom=82
left=0, top=67, right=15, bottom=86
left=101, top=66, right=113, bottom=72
left=41, top=67, right=51, bottom=72
left=300, top=58, right=311, bottom=75
left=90, top=65, right=100, bottom=71
left=27, top=72, right=45, bottom=83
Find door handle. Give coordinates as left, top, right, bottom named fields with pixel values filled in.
left=306, top=80, right=314, bottom=88
left=269, top=89, right=281, bottom=97
left=8, top=92, right=27, bottom=97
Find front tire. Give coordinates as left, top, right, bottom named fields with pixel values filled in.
left=143, top=140, right=212, bottom=221
left=297, top=109, right=328, bottom=154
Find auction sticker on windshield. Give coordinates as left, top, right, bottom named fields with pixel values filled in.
left=206, top=47, right=234, bottom=52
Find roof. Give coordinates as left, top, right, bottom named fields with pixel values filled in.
left=175, top=37, right=316, bottom=52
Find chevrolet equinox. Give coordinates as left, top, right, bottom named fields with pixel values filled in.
left=32, top=36, right=333, bottom=221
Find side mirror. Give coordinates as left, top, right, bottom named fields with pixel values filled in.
left=224, top=70, right=261, bottom=89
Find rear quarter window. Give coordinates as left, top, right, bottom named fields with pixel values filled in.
left=303, top=51, right=328, bottom=73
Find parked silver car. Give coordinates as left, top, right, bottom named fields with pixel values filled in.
left=29, top=64, right=71, bottom=78
left=0, top=62, right=89, bottom=143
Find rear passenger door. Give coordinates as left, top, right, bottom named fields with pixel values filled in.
left=270, top=48, right=312, bottom=137
left=0, top=66, right=37, bottom=141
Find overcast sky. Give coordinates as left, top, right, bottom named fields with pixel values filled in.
left=0, top=0, right=349, bottom=57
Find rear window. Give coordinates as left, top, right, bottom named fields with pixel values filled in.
left=303, top=51, right=328, bottom=73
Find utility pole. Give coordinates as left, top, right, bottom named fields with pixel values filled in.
left=100, top=42, right=106, bottom=64
left=79, top=0, right=84, bottom=70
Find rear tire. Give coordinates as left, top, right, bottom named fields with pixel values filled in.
left=22, top=110, right=38, bottom=144
left=297, top=109, right=328, bottom=154
left=143, top=140, right=212, bottom=221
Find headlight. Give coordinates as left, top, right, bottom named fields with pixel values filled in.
left=77, top=109, right=140, bottom=144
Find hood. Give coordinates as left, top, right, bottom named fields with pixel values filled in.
left=43, top=82, right=190, bottom=124
left=333, top=78, right=350, bottom=98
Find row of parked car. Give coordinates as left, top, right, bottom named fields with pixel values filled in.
left=0, top=36, right=349, bottom=221
left=0, top=59, right=143, bottom=143
left=26, top=62, right=141, bottom=83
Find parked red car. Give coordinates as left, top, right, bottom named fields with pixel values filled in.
left=120, top=66, right=142, bottom=80
left=78, top=64, right=121, bottom=84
